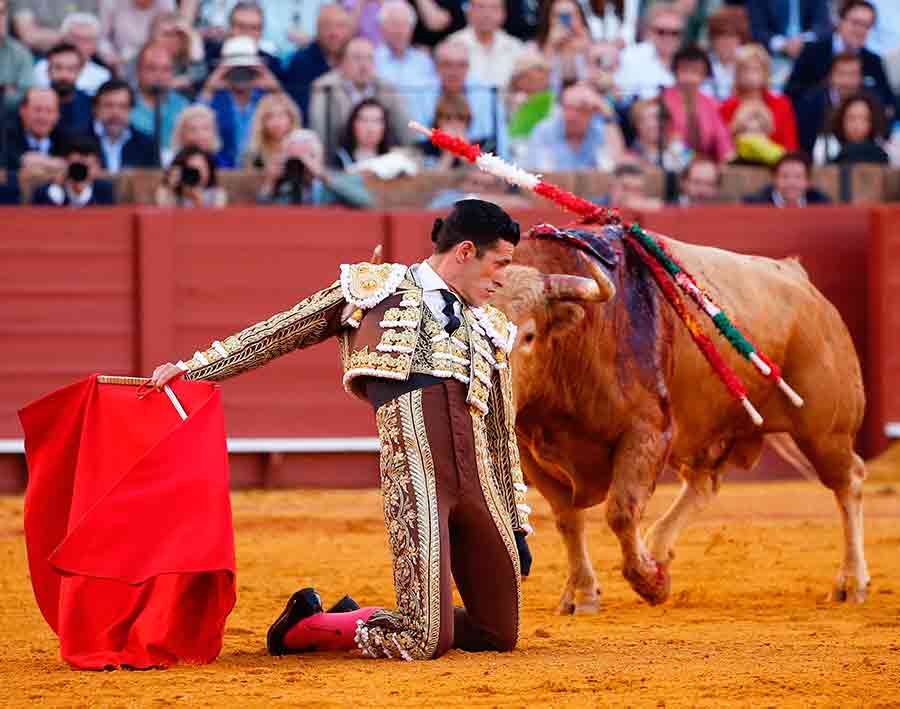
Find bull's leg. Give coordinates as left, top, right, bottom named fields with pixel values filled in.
left=606, top=426, right=671, bottom=605
left=797, top=434, right=869, bottom=603
left=554, top=507, right=600, bottom=615
left=520, top=447, right=601, bottom=615
left=644, top=468, right=719, bottom=566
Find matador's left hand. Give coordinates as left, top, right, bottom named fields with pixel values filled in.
left=515, top=531, right=532, bottom=578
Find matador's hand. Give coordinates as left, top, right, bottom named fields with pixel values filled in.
left=515, top=530, right=532, bottom=578
left=150, top=362, right=185, bottom=390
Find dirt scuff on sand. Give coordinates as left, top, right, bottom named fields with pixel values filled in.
left=3, top=481, right=899, bottom=708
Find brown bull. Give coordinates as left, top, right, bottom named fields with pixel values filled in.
left=491, top=224, right=868, bottom=612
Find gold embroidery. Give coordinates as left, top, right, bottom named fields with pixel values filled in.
left=341, top=263, right=408, bottom=309
left=344, top=348, right=413, bottom=389
left=378, top=328, right=418, bottom=353
left=381, top=307, right=420, bottom=326
left=359, top=392, right=442, bottom=661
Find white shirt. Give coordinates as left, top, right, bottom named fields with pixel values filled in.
left=33, top=59, right=111, bottom=96
left=583, top=0, right=640, bottom=46
left=615, top=41, right=674, bottom=100
left=26, top=133, right=51, bottom=153
left=94, top=119, right=131, bottom=174
left=414, top=261, right=462, bottom=330
left=448, top=26, right=525, bottom=88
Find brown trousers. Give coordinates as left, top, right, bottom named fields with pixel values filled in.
left=356, top=380, right=521, bottom=661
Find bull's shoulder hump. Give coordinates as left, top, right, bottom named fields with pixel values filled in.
left=662, top=237, right=811, bottom=282
left=339, top=262, right=411, bottom=309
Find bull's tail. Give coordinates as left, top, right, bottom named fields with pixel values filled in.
left=766, top=433, right=818, bottom=482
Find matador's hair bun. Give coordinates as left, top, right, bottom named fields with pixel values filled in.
left=432, top=199, right=520, bottom=255
left=431, top=218, right=444, bottom=243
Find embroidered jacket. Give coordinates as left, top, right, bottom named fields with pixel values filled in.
left=178, top=261, right=531, bottom=534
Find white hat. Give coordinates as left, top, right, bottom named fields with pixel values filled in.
left=221, top=36, right=261, bottom=66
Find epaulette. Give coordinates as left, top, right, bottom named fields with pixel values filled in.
left=471, top=304, right=518, bottom=353
left=339, top=262, right=409, bottom=310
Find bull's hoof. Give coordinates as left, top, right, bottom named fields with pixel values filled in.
left=557, top=601, right=576, bottom=615
left=573, top=601, right=600, bottom=615
left=557, top=586, right=601, bottom=615
left=624, top=561, right=671, bottom=605
left=831, top=579, right=869, bottom=604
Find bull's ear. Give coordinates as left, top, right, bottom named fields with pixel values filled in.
left=548, top=302, right=585, bottom=335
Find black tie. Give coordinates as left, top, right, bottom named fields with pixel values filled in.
left=439, top=289, right=461, bottom=335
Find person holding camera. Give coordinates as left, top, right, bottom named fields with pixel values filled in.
left=256, top=128, right=373, bottom=208
left=199, top=34, right=281, bottom=168
left=31, top=134, right=115, bottom=207
left=530, top=0, right=592, bottom=91
left=155, top=144, right=227, bottom=208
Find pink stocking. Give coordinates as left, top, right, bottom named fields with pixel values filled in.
left=283, top=607, right=378, bottom=652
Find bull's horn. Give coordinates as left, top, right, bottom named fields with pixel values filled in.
left=543, top=274, right=604, bottom=301
left=579, top=253, right=616, bottom=302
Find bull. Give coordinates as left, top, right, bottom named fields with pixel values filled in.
left=491, top=223, right=869, bottom=611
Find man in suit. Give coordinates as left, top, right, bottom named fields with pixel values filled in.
left=308, top=36, right=413, bottom=156
left=785, top=0, right=894, bottom=115
left=46, top=41, right=93, bottom=135
left=283, top=3, right=353, bottom=118
left=31, top=133, right=115, bottom=207
left=743, top=151, right=831, bottom=207
left=90, top=79, right=159, bottom=173
left=746, top=0, right=831, bottom=61
left=4, top=86, right=67, bottom=172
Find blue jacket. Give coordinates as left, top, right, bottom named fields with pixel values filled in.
left=206, top=88, right=265, bottom=168
left=283, top=41, right=330, bottom=118
left=58, top=90, right=94, bottom=136
left=746, top=0, right=831, bottom=51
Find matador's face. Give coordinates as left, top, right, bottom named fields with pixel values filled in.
left=453, top=239, right=515, bottom=308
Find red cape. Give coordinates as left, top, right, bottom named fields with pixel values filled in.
left=19, top=375, right=236, bottom=669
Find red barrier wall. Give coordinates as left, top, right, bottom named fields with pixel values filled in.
left=869, top=208, right=900, bottom=453
left=0, top=205, right=889, bottom=492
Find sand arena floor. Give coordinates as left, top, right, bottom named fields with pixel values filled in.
left=2, top=480, right=900, bottom=708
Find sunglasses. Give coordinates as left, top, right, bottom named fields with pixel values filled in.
left=652, top=26, right=682, bottom=37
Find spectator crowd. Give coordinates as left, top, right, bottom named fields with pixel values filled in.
left=1, top=0, right=898, bottom=209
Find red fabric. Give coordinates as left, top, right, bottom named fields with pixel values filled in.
left=284, top=608, right=377, bottom=652
left=19, top=375, right=236, bottom=670
left=719, top=90, right=799, bottom=151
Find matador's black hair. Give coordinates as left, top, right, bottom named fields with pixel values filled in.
left=431, top=199, right=520, bottom=256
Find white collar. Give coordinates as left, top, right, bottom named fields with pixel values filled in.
left=416, top=260, right=452, bottom=293
left=67, top=182, right=94, bottom=207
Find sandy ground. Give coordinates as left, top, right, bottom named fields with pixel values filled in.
left=2, top=479, right=900, bottom=708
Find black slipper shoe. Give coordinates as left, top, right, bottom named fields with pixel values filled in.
left=266, top=587, right=324, bottom=656
left=327, top=595, right=360, bottom=613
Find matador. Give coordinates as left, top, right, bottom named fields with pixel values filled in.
left=151, top=200, right=532, bottom=661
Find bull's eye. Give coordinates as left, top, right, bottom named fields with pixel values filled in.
left=523, top=332, right=535, bottom=344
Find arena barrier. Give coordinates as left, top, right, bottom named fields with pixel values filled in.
left=0, top=205, right=890, bottom=492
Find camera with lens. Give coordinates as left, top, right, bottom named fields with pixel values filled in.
left=180, top=165, right=202, bottom=188
left=224, top=65, right=259, bottom=85
left=275, top=157, right=307, bottom=204
left=66, top=161, right=89, bottom=183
